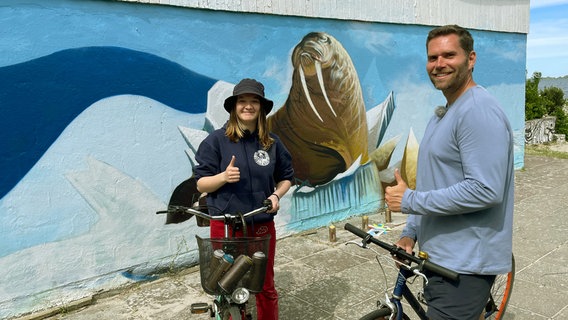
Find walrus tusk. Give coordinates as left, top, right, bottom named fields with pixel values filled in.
left=299, top=66, right=324, bottom=122
left=315, top=60, right=337, bottom=118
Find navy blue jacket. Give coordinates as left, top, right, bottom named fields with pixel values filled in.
left=193, top=124, right=294, bottom=223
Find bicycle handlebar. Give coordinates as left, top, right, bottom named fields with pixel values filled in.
left=156, top=199, right=273, bottom=223
left=344, top=223, right=459, bottom=281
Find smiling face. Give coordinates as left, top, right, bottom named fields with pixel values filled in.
left=235, top=93, right=262, bottom=130
left=426, top=33, right=476, bottom=105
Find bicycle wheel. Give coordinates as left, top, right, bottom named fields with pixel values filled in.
left=485, top=255, right=515, bottom=320
left=217, top=306, right=239, bottom=320
left=360, top=307, right=410, bottom=320
left=213, top=297, right=240, bottom=320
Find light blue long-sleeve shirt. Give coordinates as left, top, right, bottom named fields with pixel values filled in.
left=400, top=85, right=514, bottom=275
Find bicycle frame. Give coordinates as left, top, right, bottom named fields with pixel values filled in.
left=345, top=222, right=513, bottom=320
left=157, top=200, right=272, bottom=320
left=344, top=222, right=458, bottom=320
left=350, top=240, right=430, bottom=320
left=387, top=268, right=428, bottom=320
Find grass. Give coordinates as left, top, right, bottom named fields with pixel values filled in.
left=525, top=143, right=568, bottom=159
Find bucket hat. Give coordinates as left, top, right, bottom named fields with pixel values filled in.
left=223, top=78, right=274, bottom=113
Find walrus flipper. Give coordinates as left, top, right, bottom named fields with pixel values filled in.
left=166, top=177, right=205, bottom=224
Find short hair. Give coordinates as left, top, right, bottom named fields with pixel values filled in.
left=426, top=24, right=474, bottom=54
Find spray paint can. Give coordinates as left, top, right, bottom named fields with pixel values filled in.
left=218, top=254, right=253, bottom=294
left=209, top=249, right=225, bottom=273
left=206, top=253, right=234, bottom=292
left=247, top=251, right=268, bottom=293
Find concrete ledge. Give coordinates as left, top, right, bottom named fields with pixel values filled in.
left=16, top=296, right=93, bottom=320
left=14, top=265, right=202, bottom=320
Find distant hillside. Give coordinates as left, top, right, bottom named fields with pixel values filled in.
left=539, top=76, right=568, bottom=97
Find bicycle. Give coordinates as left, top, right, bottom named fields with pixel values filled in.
left=156, top=199, right=273, bottom=320
left=344, top=223, right=515, bottom=320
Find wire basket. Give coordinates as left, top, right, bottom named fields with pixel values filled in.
left=196, top=235, right=271, bottom=295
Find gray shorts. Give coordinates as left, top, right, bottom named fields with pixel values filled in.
left=424, top=273, right=496, bottom=320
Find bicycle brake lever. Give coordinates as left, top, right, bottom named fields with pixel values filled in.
left=344, top=240, right=368, bottom=248
left=412, top=268, right=428, bottom=285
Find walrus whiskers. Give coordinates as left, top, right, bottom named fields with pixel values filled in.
left=299, top=66, right=324, bottom=122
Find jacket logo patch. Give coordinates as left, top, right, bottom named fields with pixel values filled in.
left=254, top=150, right=270, bottom=166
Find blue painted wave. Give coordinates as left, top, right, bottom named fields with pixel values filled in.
left=0, top=46, right=217, bottom=199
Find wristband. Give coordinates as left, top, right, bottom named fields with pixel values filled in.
left=271, top=193, right=280, bottom=201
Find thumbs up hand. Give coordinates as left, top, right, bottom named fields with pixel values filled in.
left=385, top=168, right=408, bottom=212
left=393, top=168, right=407, bottom=188
left=224, top=155, right=240, bottom=183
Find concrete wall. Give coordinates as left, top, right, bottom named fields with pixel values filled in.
left=120, top=0, right=530, bottom=33
left=0, top=0, right=528, bottom=317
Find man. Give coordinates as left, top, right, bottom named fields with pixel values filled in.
left=385, top=25, right=514, bottom=320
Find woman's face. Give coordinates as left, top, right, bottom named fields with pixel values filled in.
left=235, top=93, right=261, bottom=128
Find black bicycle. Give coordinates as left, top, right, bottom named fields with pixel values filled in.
left=157, top=200, right=273, bottom=320
left=344, top=223, right=515, bottom=320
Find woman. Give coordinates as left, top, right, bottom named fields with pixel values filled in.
left=193, top=78, right=294, bottom=320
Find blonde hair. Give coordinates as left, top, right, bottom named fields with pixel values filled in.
left=225, top=105, right=274, bottom=150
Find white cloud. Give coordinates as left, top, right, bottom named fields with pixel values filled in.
left=527, top=3, right=568, bottom=77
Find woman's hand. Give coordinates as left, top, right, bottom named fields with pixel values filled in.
left=224, top=155, right=240, bottom=183
left=267, top=180, right=291, bottom=214
left=267, top=193, right=279, bottom=213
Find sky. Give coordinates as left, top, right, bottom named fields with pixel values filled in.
left=527, top=0, right=568, bottom=78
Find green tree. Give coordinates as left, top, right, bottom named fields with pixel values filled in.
left=542, top=86, right=568, bottom=135
left=525, top=72, right=568, bottom=136
left=541, top=86, right=565, bottom=112
left=525, top=72, right=546, bottom=120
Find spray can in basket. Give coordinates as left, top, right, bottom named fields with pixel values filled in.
left=206, top=253, right=234, bottom=292
left=247, top=251, right=268, bottom=293
left=218, top=254, right=253, bottom=294
left=209, top=249, right=225, bottom=273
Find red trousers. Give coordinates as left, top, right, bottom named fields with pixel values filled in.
left=210, top=220, right=278, bottom=320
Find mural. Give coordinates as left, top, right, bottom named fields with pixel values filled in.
left=525, top=116, right=556, bottom=144
left=0, top=0, right=526, bottom=317
left=268, top=32, right=371, bottom=186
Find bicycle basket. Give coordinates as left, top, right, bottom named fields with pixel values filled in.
left=196, top=235, right=271, bottom=295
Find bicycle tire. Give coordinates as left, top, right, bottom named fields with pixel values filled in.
left=359, top=307, right=410, bottom=320
left=218, top=307, right=237, bottom=320
left=485, top=254, right=515, bottom=320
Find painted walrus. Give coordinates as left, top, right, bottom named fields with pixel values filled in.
left=268, top=32, right=369, bottom=186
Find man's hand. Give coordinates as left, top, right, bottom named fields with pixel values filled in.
left=395, top=236, right=415, bottom=255
left=224, top=156, right=240, bottom=183
left=392, top=236, right=416, bottom=267
left=385, top=168, right=408, bottom=212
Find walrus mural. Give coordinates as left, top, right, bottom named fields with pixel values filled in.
left=267, top=32, right=369, bottom=186
left=169, top=31, right=410, bottom=224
